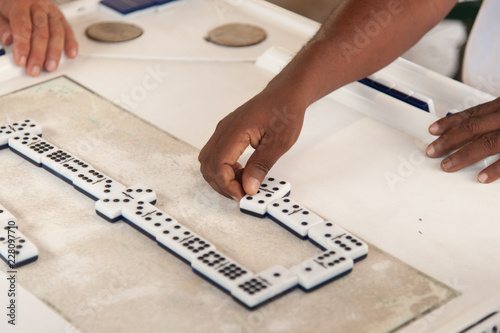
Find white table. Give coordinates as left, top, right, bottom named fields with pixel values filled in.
left=0, top=1, right=498, bottom=332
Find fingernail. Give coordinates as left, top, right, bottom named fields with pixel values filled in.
left=429, top=122, right=440, bottom=134
left=68, top=48, right=77, bottom=58
left=478, top=173, right=488, bottom=183
left=426, top=144, right=435, bottom=157
left=30, top=65, right=40, bottom=76
left=231, top=196, right=239, bottom=201
left=1, top=32, right=11, bottom=45
left=248, top=177, right=261, bottom=194
left=18, top=55, right=27, bottom=66
left=46, top=60, right=57, bottom=72
left=442, top=158, right=452, bottom=171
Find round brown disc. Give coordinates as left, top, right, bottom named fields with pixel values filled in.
left=206, top=23, right=267, bottom=47
left=86, top=22, right=143, bottom=43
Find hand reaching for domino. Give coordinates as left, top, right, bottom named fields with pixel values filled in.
left=198, top=87, right=307, bottom=201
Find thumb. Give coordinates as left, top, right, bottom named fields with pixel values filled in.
left=242, top=141, right=283, bottom=196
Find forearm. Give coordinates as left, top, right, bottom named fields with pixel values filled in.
left=266, top=0, right=458, bottom=109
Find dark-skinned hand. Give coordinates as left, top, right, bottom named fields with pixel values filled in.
left=199, top=88, right=306, bottom=201
left=427, top=97, right=500, bottom=183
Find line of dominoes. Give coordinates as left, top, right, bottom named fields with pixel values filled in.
left=0, top=119, right=368, bottom=308
left=239, top=177, right=369, bottom=290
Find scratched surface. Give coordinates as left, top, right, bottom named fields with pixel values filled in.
left=0, top=77, right=456, bottom=333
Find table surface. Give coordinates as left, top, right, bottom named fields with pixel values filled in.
left=0, top=1, right=499, bottom=332
left=0, top=76, right=455, bottom=333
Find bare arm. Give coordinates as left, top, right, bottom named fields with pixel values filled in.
left=199, top=0, right=458, bottom=199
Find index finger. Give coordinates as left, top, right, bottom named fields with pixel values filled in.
left=429, top=97, right=500, bottom=135
left=199, top=130, right=250, bottom=200
left=9, top=5, right=32, bottom=66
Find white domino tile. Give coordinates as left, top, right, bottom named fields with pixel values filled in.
left=0, top=119, right=41, bottom=148
left=291, top=250, right=353, bottom=290
left=122, top=202, right=178, bottom=239
left=72, top=168, right=126, bottom=201
left=0, top=219, right=17, bottom=233
left=0, top=120, right=361, bottom=306
left=8, top=132, right=57, bottom=165
left=95, top=184, right=157, bottom=222
left=308, top=222, right=368, bottom=261
left=0, top=124, right=16, bottom=148
left=95, top=195, right=135, bottom=222
left=266, top=197, right=324, bottom=239
left=58, top=158, right=94, bottom=183
left=231, top=265, right=298, bottom=308
left=192, top=250, right=253, bottom=292
left=0, top=228, right=38, bottom=268
left=121, top=184, right=157, bottom=204
left=8, top=120, right=42, bottom=135
left=156, top=224, right=215, bottom=263
left=0, top=203, right=16, bottom=224
left=240, top=177, right=291, bottom=218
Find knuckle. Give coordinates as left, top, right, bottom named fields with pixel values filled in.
left=249, top=159, right=271, bottom=175
left=467, top=106, right=481, bottom=118
left=462, top=118, right=481, bottom=136
left=50, top=23, right=64, bottom=35
left=16, top=21, right=32, bottom=39
left=478, top=134, right=499, bottom=151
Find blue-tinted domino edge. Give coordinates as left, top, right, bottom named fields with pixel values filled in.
left=41, top=165, right=73, bottom=185
left=122, top=217, right=157, bottom=240
left=266, top=213, right=308, bottom=240
left=240, top=208, right=266, bottom=219
left=9, top=147, right=42, bottom=167
left=156, top=242, right=192, bottom=265
left=232, top=284, right=299, bottom=310
left=73, top=185, right=99, bottom=201
left=96, top=211, right=123, bottom=223
left=0, top=253, right=38, bottom=269
left=191, top=268, right=235, bottom=294
left=308, top=238, right=328, bottom=251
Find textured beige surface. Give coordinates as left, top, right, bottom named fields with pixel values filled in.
left=0, top=77, right=457, bottom=333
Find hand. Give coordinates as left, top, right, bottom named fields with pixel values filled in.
left=0, top=0, right=78, bottom=76
left=198, top=89, right=306, bottom=200
left=426, top=97, right=500, bottom=183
